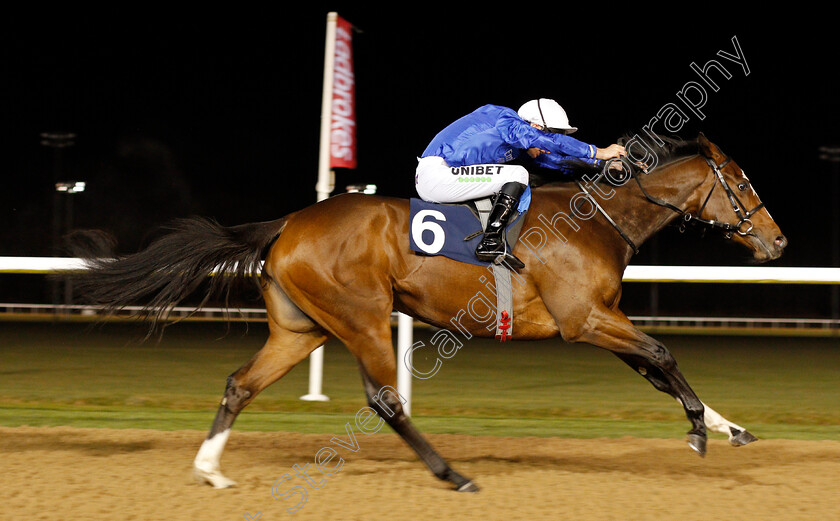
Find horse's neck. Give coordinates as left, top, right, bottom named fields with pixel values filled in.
left=598, top=156, right=709, bottom=253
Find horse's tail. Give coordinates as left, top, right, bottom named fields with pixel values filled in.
left=69, top=216, right=287, bottom=334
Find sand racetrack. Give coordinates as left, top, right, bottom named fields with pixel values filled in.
left=1, top=426, right=838, bottom=520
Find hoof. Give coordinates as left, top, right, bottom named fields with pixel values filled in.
left=193, top=466, right=237, bottom=489
left=729, top=428, right=759, bottom=447
left=687, top=433, right=707, bottom=457
left=456, top=480, right=480, bottom=493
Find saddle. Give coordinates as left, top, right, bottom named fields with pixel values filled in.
left=408, top=187, right=531, bottom=341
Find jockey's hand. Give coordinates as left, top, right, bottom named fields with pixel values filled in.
left=595, top=144, right=625, bottom=160
left=605, top=157, right=648, bottom=174
left=527, top=147, right=549, bottom=158
left=608, top=160, right=626, bottom=172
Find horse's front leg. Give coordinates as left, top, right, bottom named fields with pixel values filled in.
left=700, top=401, right=758, bottom=446
left=575, top=306, right=709, bottom=455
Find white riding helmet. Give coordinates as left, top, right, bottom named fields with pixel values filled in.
left=517, top=98, right=577, bottom=134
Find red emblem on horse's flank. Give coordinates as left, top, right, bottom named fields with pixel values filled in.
left=496, top=310, right=511, bottom=342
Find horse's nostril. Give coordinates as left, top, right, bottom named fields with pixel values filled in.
left=774, top=235, right=788, bottom=249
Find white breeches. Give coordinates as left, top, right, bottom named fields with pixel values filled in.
left=415, top=156, right=529, bottom=203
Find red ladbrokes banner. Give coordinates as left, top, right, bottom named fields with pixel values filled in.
left=330, top=15, right=356, bottom=169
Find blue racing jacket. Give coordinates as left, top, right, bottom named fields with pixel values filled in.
left=421, top=104, right=600, bottom=174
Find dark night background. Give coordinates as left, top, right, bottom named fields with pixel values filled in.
left=1, top=8, right=838, bottom=320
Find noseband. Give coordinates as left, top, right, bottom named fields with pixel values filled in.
left=578, top=152, right=765, bottom=255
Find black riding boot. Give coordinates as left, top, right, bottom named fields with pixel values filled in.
left=475, top=182, right=526, bottom=269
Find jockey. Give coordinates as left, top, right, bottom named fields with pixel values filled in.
left=416, top=98, right=626, bottom=269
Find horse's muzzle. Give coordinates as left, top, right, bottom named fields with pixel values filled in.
left=755, top=233, right=787, bottom=261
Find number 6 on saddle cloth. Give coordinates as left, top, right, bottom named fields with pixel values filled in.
left=409, top=186, right=531, bottom=265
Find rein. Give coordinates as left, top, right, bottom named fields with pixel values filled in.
left=575, top=178, right=640, bottom=254
left=575, top=152, right=764, bottom=255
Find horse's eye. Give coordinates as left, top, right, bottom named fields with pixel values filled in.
left=737, top=183, right=747, bottom=192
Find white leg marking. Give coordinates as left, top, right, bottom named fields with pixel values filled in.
left=193, top=429, right=237, bottom=488
left=701, top=401, right=748, bottom=443
left=676, top=398, right=753, bottom=445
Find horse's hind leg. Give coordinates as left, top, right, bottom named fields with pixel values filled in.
left=357, top=359, right=479, bottom=492
left=576, top=306, right=709, bottom=455
left=271, top=235, right=476, bottom=491
left=303, top=296, right=478, bottom=492
left=193, top=325, right=327, bottom=488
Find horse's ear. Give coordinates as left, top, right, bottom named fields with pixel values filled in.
left=697, top=132, right=723, bottom=161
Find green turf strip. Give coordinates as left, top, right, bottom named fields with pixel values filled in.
left=1, top=323, right=838, bottom=440
left=2, top=406, right=837, bottom=441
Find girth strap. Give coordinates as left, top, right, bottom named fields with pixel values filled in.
left=475, top=198, right=514, bottom=340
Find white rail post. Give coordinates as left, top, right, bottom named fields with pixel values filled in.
left=300, top=348, right=329, bottom=401
left=396, top=312, right=414, bottom=416
left=301, top=12, right=339, bottom=403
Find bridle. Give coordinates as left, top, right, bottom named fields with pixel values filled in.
left=576, top=152, right=765, bottom=255
left=690, top=155, right=765, bottom=238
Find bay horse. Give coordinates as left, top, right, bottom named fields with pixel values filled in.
left=72, top=133, right=786, bottom=492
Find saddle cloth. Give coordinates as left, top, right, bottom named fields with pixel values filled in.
left=408, top=186, right=531, bottom=266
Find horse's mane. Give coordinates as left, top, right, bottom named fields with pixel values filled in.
left=619, top=132, right=700, bottom=167
left=529, top=133, right=700, bottom=188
